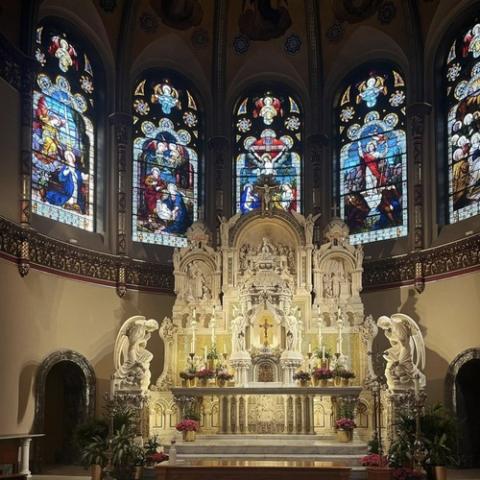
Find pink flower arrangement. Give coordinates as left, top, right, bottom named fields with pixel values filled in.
left=335, top=417, right=357, bottom=431
left=216, top=370, right=234, bottom=381
left=312, top=367, right=333, bottom=380
left=361, top=453, right=388, bottom=467
left=195, top=368, right=215, bottom=379
left=176, top=419, right=199, bottom=432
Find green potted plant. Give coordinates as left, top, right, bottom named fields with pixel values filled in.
left=207, top=345, right=218, bottom=369
left=422, top=405, right=457, bottom=480
left=130, top=444, right=146, bottom=480
left=80, top=435, right=107, bottom=480
left=111, top=424, right=136, bottom=480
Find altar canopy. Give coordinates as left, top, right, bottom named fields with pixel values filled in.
left=143, top=208, right=380, bottom=441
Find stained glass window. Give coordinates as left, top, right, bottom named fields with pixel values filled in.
left=234, top=89, right=302, bottom=214
left=32, top=24, right=96, bottom=231
left=336, top=65, right=408, bottom=245
left=132, top=74, right=199, bottom=247
left=445, top=21, right=480, bottom=223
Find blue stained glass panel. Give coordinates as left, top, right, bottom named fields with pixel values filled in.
left=337, top=66, right=408, bottom=245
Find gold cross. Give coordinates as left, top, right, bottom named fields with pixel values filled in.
left=260, top=318, right=273, bottom=346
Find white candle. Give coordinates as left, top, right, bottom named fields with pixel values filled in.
left=223, top=342, right=227, bottom=355
left=308, top=343, right=312, bottom=354
left=322, top=345, right=325, bottom=361
left=190, top=340, right=194, bottom=354
left=204, top=345, right=207, bottom=360
left=192, top=329, right=196, bottom=352
left=193, top=307, right=196, bottom=319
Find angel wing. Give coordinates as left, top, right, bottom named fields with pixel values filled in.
left=391, top=313, right=425, bottom=371
left=113, top=315, right=146, bottom=371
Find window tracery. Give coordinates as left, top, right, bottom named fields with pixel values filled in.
left=31, top=23, right=96, bottom=231
left=234, top=89, right=302, bottom=214
left=446, top=21, right=480, bottom=223
left=336, top=65, right=408, bottom=244
left=132, top=74, right=200, bottom=247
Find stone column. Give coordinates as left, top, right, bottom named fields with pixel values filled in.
left=207, top=136, right=229, bottom=244
left=218, top=395, right=224, bottom=434
left=243, top=395, right=249, bottom=434
left=301, top=396, right=307, bottom=434
left=292, top=395, right=297, bottom=434
left=235, top=396, right=240, bottom=433
left=226, top=395, right=232, bottom=434
left=308, top=395, right=315, bottom=434
left=109, top=112, right=131, bottom=297
left=406, top=103, right=431, bottom=293
left=20, top=437, right=32, bottom=477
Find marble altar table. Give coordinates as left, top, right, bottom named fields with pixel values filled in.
left=155, top=460, right=351, bottom=480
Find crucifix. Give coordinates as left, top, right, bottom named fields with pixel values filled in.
left=259, top=317, right=273, bottom=347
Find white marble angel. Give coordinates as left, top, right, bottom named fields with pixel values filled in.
left=113, top=316, right=159, bottom=392
left=377, top=313, right=426, bottom=391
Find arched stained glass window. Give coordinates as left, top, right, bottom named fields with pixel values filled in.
left=234, top=89, right=302, bottom=214
left=336, top=65, right=408, bottom=244
left=132, top=74, right=200, bottom=247
left=32, top=23, right=96, bottom=231
left=445, top=21, right=480, bottom=223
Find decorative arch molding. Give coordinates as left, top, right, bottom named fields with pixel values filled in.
left=445, top=347, right=480, bottom=412
left=229, top=210, right=306, bottom=248
left=33, top=349, right=96, bottom=435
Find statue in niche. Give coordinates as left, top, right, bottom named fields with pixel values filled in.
left=323, top=272, right=333, bottom=298
left=113, top=316, right=159, bottom=392
left=284, top=306, right=299, bottom=352
left=260, top=236, right=274, bottom=255
left=377, top=313, right=426, bottom=391
left=232, top=305, right=247, bottom=352
left=239, top=243, right=252, bottom=272
left=185, top=260, right=210, bottom=301
left=218, top=215, right=229, bottom=247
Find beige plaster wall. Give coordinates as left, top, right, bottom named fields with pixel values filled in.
left=0, top=258, right=174, bottom=434
left=363, top=269, right=480, bottom=404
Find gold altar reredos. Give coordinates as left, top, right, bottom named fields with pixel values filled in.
left=149, top=210, right=378, bottom=440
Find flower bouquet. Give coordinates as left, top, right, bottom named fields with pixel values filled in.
left=335, top=417, right=356, bottom=443
left=216, top=370, right=233, bottom=386
left=195, top=368, right=215, bottom=385
left=338, top=368, right=356, bottom=386
left=176, top=418, right=199, bottom=442
left=362, top=453, right=393, bottom=480
left=147, top=452, right=169, bottom=465
left=293, top=370, right=311, bottom=386
left=312, top=367, right=333, bottom=386
left=179, top=370, right=196, bottom=386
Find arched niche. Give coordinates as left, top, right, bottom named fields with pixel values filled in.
left=33, top=350, right=96, bottom=467
left=34, top=350, right=96, bottom=434
left=230, top=211, right=305, bottom=249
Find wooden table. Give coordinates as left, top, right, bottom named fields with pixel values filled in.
left=155, top=460, right=351, bottom=480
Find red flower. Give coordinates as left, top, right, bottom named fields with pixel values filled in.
left=176, top=419, right=199, bottom=432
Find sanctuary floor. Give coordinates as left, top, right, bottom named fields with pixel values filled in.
left=34, top=464, right=480, bottom=480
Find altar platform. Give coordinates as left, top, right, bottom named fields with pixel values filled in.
left=155, top=460, right=352, bottom=480
left=167, top=434, right=367, bottom=467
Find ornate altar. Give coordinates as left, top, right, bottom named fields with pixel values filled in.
left=145, top=210, right=381, bottom=442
